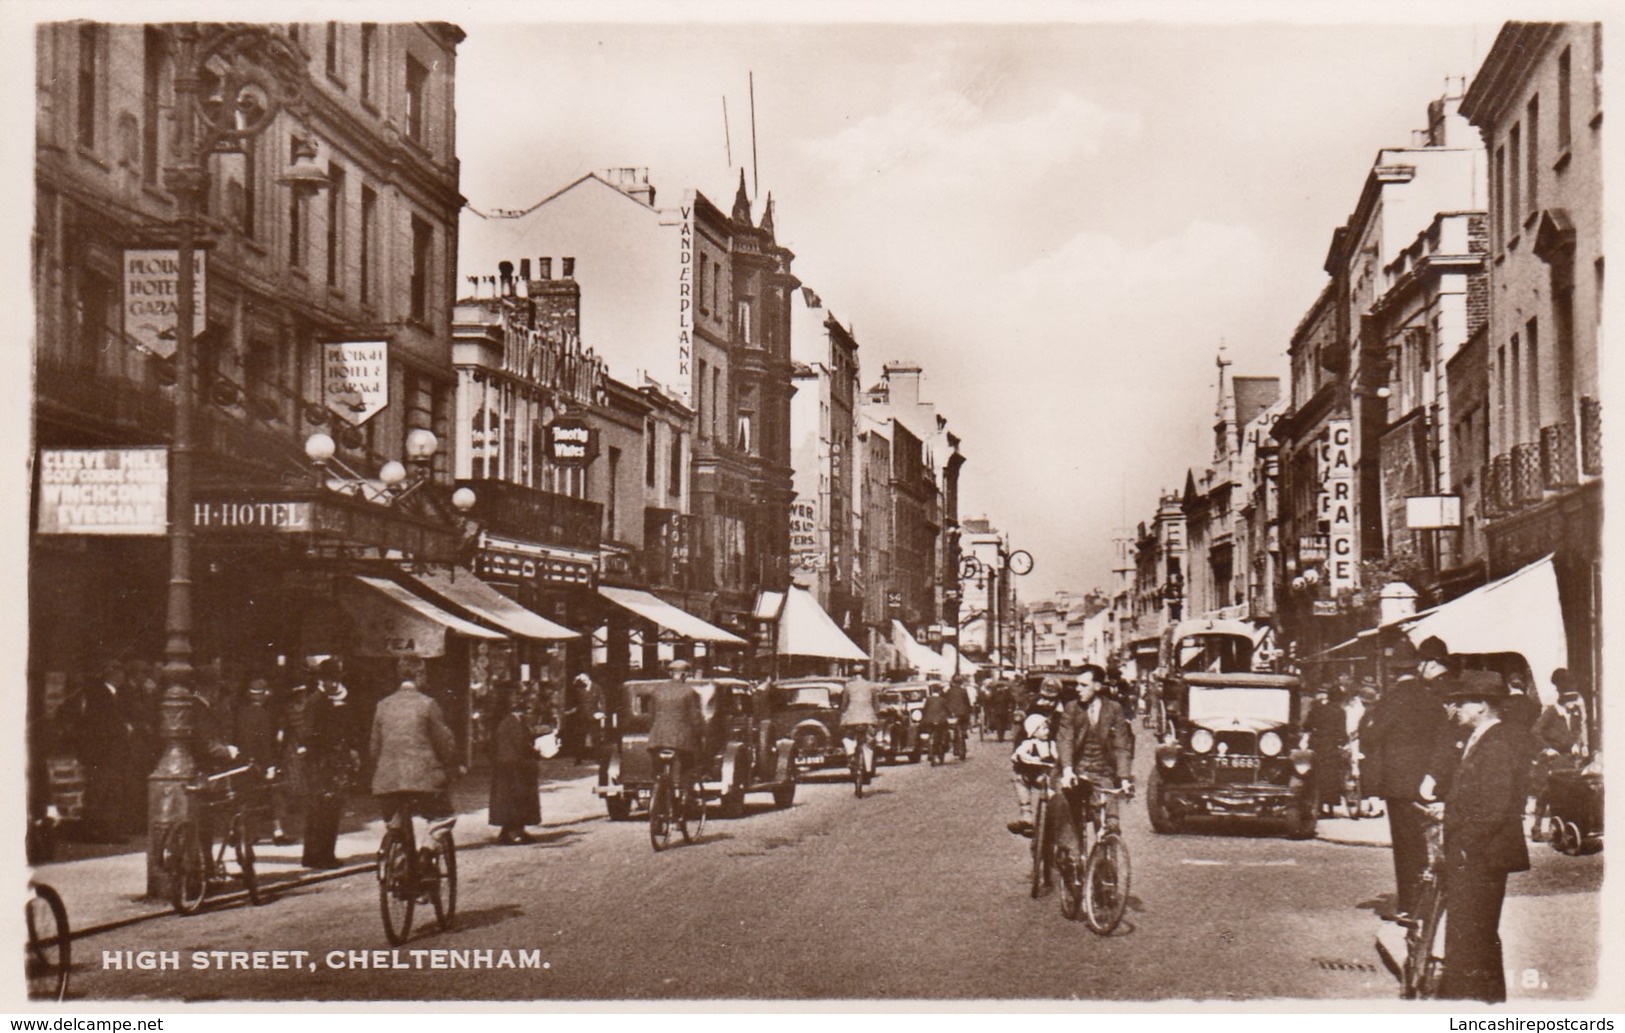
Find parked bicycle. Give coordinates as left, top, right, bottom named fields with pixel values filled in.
left=377, top=808, right=457, bottom=946
left=649, top=747, right=707, bottom=851
left=1056, top=777, right=1133, bottom=934
left=25, top=880, right=69, bottom=1001
left=160, top=764, right=271, bottom=913
left=1401, top=803, right=1446, bottom=999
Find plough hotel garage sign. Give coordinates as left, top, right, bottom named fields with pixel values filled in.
left=37, top=447, right=169, bottom=535
left=122, top=249, right=205, bottom=359
left=325, top=341, right=390, bottom=424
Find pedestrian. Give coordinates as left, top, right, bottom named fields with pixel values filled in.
left=77, top=661, right=144, bottom=840
left=293, top=659, right=361, bottom=869
left=1304, top=684, right=1348, bottom=816
left=235, top=678, right=292, bottom=845
left=921, top=683, right=950, bottom=765
left=1434, top=678, right=1532, bottom=1003
left=487, top=682, right=541, bottom=844
left=1362, top=637, right=1452, bottom=922
left=562, top=672, right=594, bottom=763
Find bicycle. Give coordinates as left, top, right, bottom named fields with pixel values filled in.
left=25, top=880, right=69, bottom=1001
left=649, top=748, right=707, bottom=851
left=951, top=716, right=969, bottom=760
left=1029, top=774, right=1055, bottom=899
left=1401, top=804, right=1446, bottom=999
left=1056, top=776, right=1133, bottom=935
left=926, top=723, right=949, bottom=766
left=160, top=764, right=271, bottom=914
left=377, top=807, right=458, bottom=946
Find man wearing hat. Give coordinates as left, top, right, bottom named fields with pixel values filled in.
left=1362, top=636, right=1452, bottom=921
left=645, top=660, right=706, bottom=797
left=1435, top=676, right=1531, bottom=1003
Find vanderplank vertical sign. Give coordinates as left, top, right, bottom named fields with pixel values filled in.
left=36, top=447, right=169, bottom=535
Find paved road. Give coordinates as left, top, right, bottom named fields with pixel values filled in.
left=69, top=724, right=1600, bottom=1003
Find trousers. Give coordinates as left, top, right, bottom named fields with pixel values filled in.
left=1440, top=864, right=1509, bottom=1003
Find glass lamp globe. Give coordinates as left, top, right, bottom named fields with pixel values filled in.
left=452, top=487, right=477, bottom=512
left=379, top=460, right=408, bottom=487
left=405, top=428, right=439, bottom=460
left=304, top=432, right=336, bottom=464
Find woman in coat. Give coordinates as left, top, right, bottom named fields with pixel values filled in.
left=487, top=683, right=541, bottom=844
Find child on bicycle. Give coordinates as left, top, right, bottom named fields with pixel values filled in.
left=1008, top=712, right=1057, bottom=837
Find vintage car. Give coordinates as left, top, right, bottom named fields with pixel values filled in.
left=595, top=678, right=798, bottom=820
left=1146, top=671, right=1318, bottom=838
left=874, top=682, right=930, bottom=763
left=764, top=677, right=851, bottom=773
left=1151, top=618, right=1260, bottom=735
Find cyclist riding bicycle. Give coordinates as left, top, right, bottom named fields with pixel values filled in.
left=839, top=677, right=880, bottom=778
left=646, top=660, right=706, bottom=796
left=944, top=676, right=974, bottom=742
left=370, top=678, right=459, bottom=833
left=1053, top=665, right=1134, bottom=871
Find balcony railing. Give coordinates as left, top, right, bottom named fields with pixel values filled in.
left=1541, top=423, right=1578, bottom=489
left=1488, top=452, right=1513, bottom=516
left=1512, top=442, right=1542, bottom=506
left=1580, top=396, right=1603, bottom=476
left=455, top=477, right=601, bottom=552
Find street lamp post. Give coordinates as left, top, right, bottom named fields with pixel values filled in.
left=148, top=23, right=323, bottom=897
left=958, top=545, right=1033, bottom=676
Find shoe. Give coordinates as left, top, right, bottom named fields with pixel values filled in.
left=1007, top=819, right=1034, bottom=836
left=1388, top=910, right=1420, bottom=928
left=513, top=831, right=535, bottom=844
left=272, top=832, right=292, bottom=847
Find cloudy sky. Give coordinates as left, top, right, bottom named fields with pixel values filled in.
left=454, top=11, right=1500, bottom=598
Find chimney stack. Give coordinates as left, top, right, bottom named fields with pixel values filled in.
left=562, top=257, right=575, bottom=278
left=539, top=257, right=553, bottom=281
left=498, top=260, right=514, bottom=297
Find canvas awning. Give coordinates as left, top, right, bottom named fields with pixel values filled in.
left=408, top=567, right=580, bottom=641
left=597, top=586, right=747, bottom=645
left=1398, top=554, right=1568, bottom=703
left=341, top=575, right=503, bottom=659
left=775, top=586, right=868, bottom=661
left=941, top=643, right=979, bottom=677
left=892, top=620, right=951, bottom=677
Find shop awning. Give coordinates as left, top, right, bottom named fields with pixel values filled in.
left=342, top=575, right=502, bottom=659
left=892, top=620, right=951, bottom=678
left=597, top=586, right=748, bottom=645
left=941, top=643, right=979, bottom=677
left=408, top=567, right=580, bottom=641
left=775, top=586, right=868, bottom=661
left=1398, top=554, right=1568, bottom=703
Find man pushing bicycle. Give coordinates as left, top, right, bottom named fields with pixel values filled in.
left=1053, top=664, right=1134, bottom=873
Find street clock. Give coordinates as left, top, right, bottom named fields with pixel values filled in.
left=1007, top=550, right=1035, bottom=576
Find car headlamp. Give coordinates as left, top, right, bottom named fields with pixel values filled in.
left=1190, top=728, right=1215, bottom=754
left=910, top=710, right=923, bottom=723
left=1259, top=731, right=1284, bottom=757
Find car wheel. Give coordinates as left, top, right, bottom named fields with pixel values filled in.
left=719, top=771, right=748, bottom=818
left=772, top=778, right=797, bottom=809
left=1146, top=770, right=1178, bottom=835
left=605, top=795, right=633, bottom=822
left=1284, top=794, right=1318, bottom=840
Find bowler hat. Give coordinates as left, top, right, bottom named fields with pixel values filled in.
left=1416, top=636, right=1452, bottom=664
left=668, top=659, right=693, bottom=673
left=1442, top=670, right=1510, bottom=702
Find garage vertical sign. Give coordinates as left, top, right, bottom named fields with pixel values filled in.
left=1324, top=419, right=1356, bottom=594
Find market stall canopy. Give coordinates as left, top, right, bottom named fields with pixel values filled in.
left=408, top=567, right=580, bottom=641
left=775, top=586, right=868, bottom=661
left=341, top=575, right=502, bottom=659
left=598, top=586, right=748, bottom=645
left=1399, top=554, right=1567, bottom=703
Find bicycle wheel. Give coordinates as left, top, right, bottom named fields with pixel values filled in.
left=378, top=829, right=415, bottom=946
left=1058, top=822, right=1087, bottom=921
left=25, top=884, right=69, bottom=1002
left=1083, top=832, right=1131, bottom=934
left=683, top=786, right=707, bottom=844
left=232, top=818, right=261, bottom=906
left=649, top=776, right=674, bottom=852
left=1029, top=796, right=1051, bottom=899
left=851, top=751, right=866, bottom=798
left=164, top=821, right=208, bottom=915
left=1403, top=879, right=1446, bottom=999
left=954, top=726, right=967, bottom=760
left=436, top=832, right=458, bottom=921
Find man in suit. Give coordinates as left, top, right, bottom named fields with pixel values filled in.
left=1053, top=665, right=1134, bottom=871
left=78, top=662, right=144, bottom=838
left=1364, top=637, right=1452, bottom=921
left=645, top=660, right=706, bottom=793
left=1434, top=678, right=1532, bottom=1003
left=293, top=659, right=361, bottom=869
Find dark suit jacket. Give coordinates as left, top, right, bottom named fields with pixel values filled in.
left=645, top=681, right=705, bottom=754
left=1444, top=721, right=1532, bottom=875
left=1364, top=676, right=1450, bottom=799
left=369, top=685, right=457, bottom=795
left=1055, top=697, right=1133, bottom=781
left=943, top=683, right=973, bottom=720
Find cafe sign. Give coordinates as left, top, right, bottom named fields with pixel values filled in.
left=324, top=341, right=389, bottom=425
left=123, top=250, right=206, bottom=359
left=37, top=447, right=168, bottom=535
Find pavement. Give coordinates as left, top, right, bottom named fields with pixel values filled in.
left=30, top=758, right=610, bottom=938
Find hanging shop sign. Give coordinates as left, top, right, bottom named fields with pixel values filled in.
left=547, top=417, right=597, bottom=466
left=37, top=447, right=168, bottom=535
left=1406, top=495, right=1462, bottom=530
left=123, top=250, right=205, bottom=359
left=324, top=341, right=389, bottom=425
left=1323, top=419, right=1356, bottom=595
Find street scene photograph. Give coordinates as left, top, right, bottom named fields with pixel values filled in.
left=13, top=2, right=1617, bottom=1012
